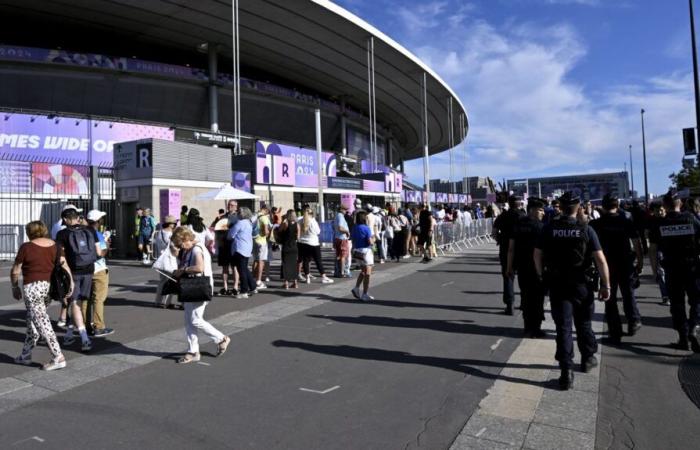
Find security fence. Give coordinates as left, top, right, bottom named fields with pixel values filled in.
left=434, top=218, right=495, bottom=254
left=0, top=163, right=115, bottom=259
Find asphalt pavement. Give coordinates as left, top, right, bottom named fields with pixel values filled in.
left=1, top=245, right=699, bottom=449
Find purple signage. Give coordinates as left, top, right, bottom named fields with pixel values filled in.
left=159, top=189, right=182, bottom=223
left=255, top=141, right=336, bottom=187
left=0, top=112, right=174, bottom=167
left=403, top=191, right=423, bottom=204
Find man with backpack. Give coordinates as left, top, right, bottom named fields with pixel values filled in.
left=534, top=192, right=611, bottom=390
left=55, top=208, right=103, bottom=352
left=138, top=208, right=157, bottom=265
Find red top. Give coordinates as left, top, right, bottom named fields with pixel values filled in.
left=14, top=242, right=57, bottom=284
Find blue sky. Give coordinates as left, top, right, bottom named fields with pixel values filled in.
left=334, top=0, right=697, bottom=196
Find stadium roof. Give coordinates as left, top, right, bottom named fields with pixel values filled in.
left=1, top=0, right=469, bottom=160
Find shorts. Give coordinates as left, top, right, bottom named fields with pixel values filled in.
left=352, top=247, right=374, bottom=267
left=217, top=244, right=232, bottom=266
left=253, top=241, right=268, bottom=261
left=418, top=233, right=432, bottom=247
left=70, top=273, right=94, bottom=302
left=334, top=239, right=350, bottom=259
left=138, top=234, right=153, bottom=246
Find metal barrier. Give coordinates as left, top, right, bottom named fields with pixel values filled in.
left=434, top=218, right=494, bottom=255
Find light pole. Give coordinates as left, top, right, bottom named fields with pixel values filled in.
left=628, top=144, right=634, bottom=197
left=690, top=0, right=700, bottom=163
left=641, top=109, right=649, bottom=203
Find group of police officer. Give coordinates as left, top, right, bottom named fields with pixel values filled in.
left=494, top=190, right=700, bottom=390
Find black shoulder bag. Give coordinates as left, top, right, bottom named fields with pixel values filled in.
left=177, top=245, right=212, bottom=302
left=49, top=245, right=71, bottom=304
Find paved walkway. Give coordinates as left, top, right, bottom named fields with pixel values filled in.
left=451, top=302, right=604, bottom=450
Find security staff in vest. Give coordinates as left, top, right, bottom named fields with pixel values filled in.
left=648, top=191, right=700, bottom=352
left=590, top=193, right=644, bottom=344
left=534, top=192, right=611, bottom=390
left=493, top=195, right=526, bottom=315
left=506, top=198, right=546, bottom=338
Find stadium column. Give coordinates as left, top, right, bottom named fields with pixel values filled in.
left=422, top=72, right=431, bottom=211
left=316, top=108, right=325, bottom=221
left=340, top=97, right=348, bottom=158
left=208, top=44, right=219, bottom=133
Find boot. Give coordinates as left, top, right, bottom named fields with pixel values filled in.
left=581, top=356, right=598, bottom=373
left=689, top=326, right=700, bottom=353
left=558, top=369, right=574, bottom=390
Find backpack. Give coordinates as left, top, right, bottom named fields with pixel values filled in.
left=49, top=246, right=71, bottom=302
left=65, top=227, right=97, bottom=269
left=140, top=216, right=154, bottom=234
left=252, top=218, right=260, bottom=239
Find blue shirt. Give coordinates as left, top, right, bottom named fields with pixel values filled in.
left=228, top=219, right=253, bottom=257
left=351, top=224, right=372, bottom=249
left=94, top=230, right=108, bottom=273
left=333, top=212, right=349, bottom=240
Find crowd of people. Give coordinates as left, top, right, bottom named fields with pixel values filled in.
left=10, top=198, right=482, bottom=369
left=494, top=191, right=700, bottom=390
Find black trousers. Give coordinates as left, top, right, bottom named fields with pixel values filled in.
left=298, top=243, right=325, bottom=276
left=518, top=270, right=544, bottom=332
left=232, top=252, right=256, bottom=294
left=499, top=248, right=515, bottom=306
left=665, top=265, right=700, bottom=337
left=550, top=284, right=598, bottom=370
left=606, top=261, right=641, bottom=338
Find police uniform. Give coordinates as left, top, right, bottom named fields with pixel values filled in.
left=512, top=206, right=545, bottom=336
left=590, top=196, right=642, bottom=342
left=493, top=196, right=525, bottom=314
left=536, top=194, right=601, bottom=389
left=648, top=198, right=700, bottom=351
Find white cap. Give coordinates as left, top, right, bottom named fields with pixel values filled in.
left=86, top=209, right=106, bottom=222
left=62, top=204, right=83, bottom=213
left=371, top=206, right=380, bottom=214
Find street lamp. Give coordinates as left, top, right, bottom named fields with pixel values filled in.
left=628, top=144, right=634, bottom=198
left=641, top=109, right=649, bottom=203
left=690, top=0, right=700, bottom=163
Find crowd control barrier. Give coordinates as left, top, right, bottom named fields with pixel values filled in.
left=434, top=218, right=495, bottom=255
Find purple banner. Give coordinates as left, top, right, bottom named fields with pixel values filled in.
left=403, top=191, right=423, bottom=204
left=363, top=179, right=385, bottom=193
left=0, top=112, right=174, bottom=167
left=255, top=141, right=336, bottom=187
left=0, top=161, right=31, bottom=193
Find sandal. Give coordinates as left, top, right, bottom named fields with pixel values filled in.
left=177, top=352, right=201, bottom=364
left=217, top=336, right=231, bottom=356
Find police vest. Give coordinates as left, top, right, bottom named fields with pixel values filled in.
left=513, top=216, right=542, bottom=271
left=590, top=214, right=634, bottom=262
left=544, top=219, right=590, bottom=279
left=657, top=212, right=699, bottom=264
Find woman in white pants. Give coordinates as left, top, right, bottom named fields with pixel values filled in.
left=171, top=227, right=230, bottom=364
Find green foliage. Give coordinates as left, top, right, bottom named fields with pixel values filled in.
left=669, top=165, right=700, bottom=191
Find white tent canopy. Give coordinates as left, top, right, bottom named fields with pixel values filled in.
left=193, top=184, right=258, bottom=201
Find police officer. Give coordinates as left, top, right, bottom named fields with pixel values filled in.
left=648, top=191, right=700, bottom=352
left=534, top=192, right=611, bottom=390
left=590, top=194, right=644, bottom=344
left=493, top=195, right=525, bottom=315
left=506, top=198, right=546, bottom=337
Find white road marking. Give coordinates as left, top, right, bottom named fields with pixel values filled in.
left=12, top=436, right=45, bottom=446
left=441, top=281, right=454, bottom=287
left=299, top=385, right=340, bottom=395
left=196, top=362, right=211, bottom=366
left=475, top=427, right=487, bottom=437
left=490, top=338, right=503, bottom=351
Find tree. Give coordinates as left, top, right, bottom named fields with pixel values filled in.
left=669, top=165, right=700, bottom=191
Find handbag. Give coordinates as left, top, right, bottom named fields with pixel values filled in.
left=49, top=246, right=71, bottom=303
left=178, top=275, right=213, bottom=302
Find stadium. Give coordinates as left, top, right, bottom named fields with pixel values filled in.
left=0, top=0, right=469, bottom=256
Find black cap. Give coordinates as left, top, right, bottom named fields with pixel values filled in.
left=558, top=191, right=580, bottom=207
left=602, top=193, right=619, bottom=209
left=527, top=198, right=545, bottom=210
left=663, top=190, right=679, bottom=205
left=508, top=195, right=522, bottom=204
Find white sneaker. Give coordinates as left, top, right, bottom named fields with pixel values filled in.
left=235, top=293, right=249, bottom=299
left=56, top=319, right=67, bottom=328
left=256, top=282, right=267, bottom=289
left=42, top=358, right=66, bottom=371
left=321, top=277, right=334, bottom=284
left=402, top=255, right=410, bottom=259
left=265, top=277, right=271, bottom=283
left=298, top=274, right=307, bottom=282
left=361, top=293, right=374, bottom=302
left=306, top=275, right=311, bottom=284
left=351, top=287, right=361, bottom=299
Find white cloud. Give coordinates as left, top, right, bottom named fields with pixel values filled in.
left=394, top=6, right=693, bottom=195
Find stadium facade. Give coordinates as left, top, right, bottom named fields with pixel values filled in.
left=0, top=0, right=469, bottom=256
